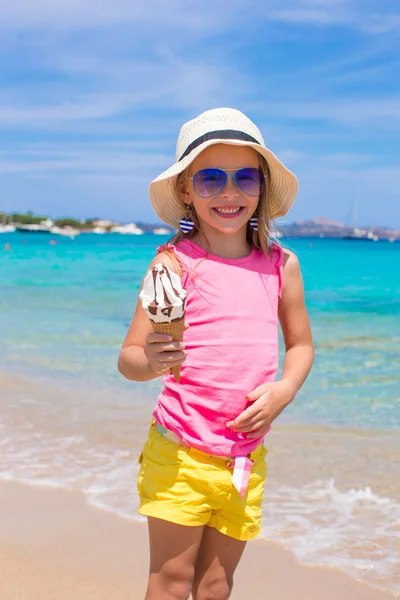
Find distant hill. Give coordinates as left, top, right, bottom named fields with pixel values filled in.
left=1, top=212, right=399, bottom=240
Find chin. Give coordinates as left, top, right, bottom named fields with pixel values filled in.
left=218, top=217, right=248, bottom=230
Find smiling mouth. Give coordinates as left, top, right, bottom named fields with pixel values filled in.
left=212, top=206, right=245, bottom=217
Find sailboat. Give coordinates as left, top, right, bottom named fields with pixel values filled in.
left=343, top=227, right=379, bottom=241
left=0, top=214, right=15, bottom=233
left=0, top=224, right=15, bottom=233
left=343, top=199, right=379, bottom=241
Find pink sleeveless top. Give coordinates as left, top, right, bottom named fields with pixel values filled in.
left=153, top=238, right=284, bottom=457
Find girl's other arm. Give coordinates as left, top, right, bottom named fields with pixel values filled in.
left=227, top=249, right=314, bottom=436
left=117, top=253, right=187, bottom=383
left=278, top=250, right=314, bottom=399
left=278, top=249, right=314, bottom=400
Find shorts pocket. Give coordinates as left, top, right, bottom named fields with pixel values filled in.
left=251, top=446, right=268, bottom=484
left=145, top=430, right=187, bottom=467
left=137, top=451, right=151, bottom=498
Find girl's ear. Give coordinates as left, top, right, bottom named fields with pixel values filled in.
left=177, top=175, right=190, bottom=203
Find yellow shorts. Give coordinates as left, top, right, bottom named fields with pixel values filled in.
left=137, top=422, right=268, bottom=541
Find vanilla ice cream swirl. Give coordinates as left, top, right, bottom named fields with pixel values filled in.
left=140, top=263, right=187, bottom=323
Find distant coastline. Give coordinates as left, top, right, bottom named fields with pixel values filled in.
left=1, top=212, right=399, bottom=241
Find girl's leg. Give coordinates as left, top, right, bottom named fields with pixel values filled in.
left=192, top=526, right=246, bottom=600
left=145, top=517, right=204, bottom=600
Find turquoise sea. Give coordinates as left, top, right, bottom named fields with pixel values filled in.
left=0, top=232, right=399, bottom=594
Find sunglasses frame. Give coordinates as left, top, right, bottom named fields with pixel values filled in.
left=188, top=167, right=265, bottom=198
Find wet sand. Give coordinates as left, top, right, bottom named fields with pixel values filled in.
left=0, top=480, right=396, bottom=600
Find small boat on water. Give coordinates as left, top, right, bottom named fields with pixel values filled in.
left=153, top=227, right=172, bottom=235
left=15, top=217, right=54, bottom=234
left=50, top=226, right=81, bottom=238
left=343, top=228, right=379, bottom=241
left=15, top=224, right=52, bottom=233
left=0, top=224, right=16, bottom=233
left=111, top=223, right=144, bottom=235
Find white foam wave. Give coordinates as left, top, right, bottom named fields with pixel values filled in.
left=261, top=479, right=400, bottom=594
left=0, top=421, right=399, bottom=595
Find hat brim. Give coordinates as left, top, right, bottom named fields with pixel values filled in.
left=149, top=139, right=298, bottom=229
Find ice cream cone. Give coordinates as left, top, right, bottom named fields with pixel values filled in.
left=140, top=263, right=187, bottom=383
left=152, top=317, right=185, bottom=382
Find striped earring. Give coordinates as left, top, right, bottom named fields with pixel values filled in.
left=249, top=217, right=258, bottom=231
left=179, top=205, right=195, bottom=233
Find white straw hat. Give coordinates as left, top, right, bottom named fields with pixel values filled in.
left=149, top=108, right=298, bottom=228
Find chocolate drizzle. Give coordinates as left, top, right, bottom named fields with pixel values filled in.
left=147, top=264, right=185, bottom=318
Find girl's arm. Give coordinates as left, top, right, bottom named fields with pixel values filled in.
left=227, top=249, right=314, bottom=436
left=118, top=252, right=187, bottom=383
left=277, top=249, right=315, bottom=401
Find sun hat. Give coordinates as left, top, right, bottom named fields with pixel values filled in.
left=149, top=108, right=298, bottom=228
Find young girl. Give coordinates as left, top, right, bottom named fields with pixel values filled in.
left=118, top=108, right=314, bottom=600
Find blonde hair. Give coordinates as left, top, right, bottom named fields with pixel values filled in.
left=161, top=154, right=276, bottom=277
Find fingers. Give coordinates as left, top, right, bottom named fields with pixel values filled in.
left=146, top=333, right=175, bottom=344
left=246, top=424, right=271, bottom=438
left=235, top=423, right=263, bottom=434
left=246, top=384, right=270, bottom=401
left=154, top=356, right=186, bottom=375
left=231, top=422, right=260, bottom=433
left=146, top=334, right=185, bottom=352
left=152, top=351, right=186, bottom=372
left=228, top=417, right=262, bottom=433
left=151, top=342, right=186, bottom=355
left=226, top=405, right=261, bottom=429
left=145, top=333, right=187, bottom=375
left=157, top=351, right=186, bottom=364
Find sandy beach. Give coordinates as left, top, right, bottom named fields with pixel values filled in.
left=0, top=479, right=396, bottom=600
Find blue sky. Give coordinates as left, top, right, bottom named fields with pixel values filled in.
left=1, top=0, right=399, bottom=228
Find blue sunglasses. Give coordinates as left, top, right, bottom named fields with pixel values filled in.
left=189, top=167, right=265, bottom=198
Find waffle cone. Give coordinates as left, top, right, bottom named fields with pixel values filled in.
left=151, top=317, right=185, bottom=382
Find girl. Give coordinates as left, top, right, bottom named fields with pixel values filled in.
left=118, top=108, right=314, bottom=600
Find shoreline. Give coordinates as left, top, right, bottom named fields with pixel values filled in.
left=0, top=479, right=396, bottom=600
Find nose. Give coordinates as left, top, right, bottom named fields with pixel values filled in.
left=220, top=174, right=240, bottom=199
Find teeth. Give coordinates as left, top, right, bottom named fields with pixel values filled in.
left=214, top=207, right=242, bottom=214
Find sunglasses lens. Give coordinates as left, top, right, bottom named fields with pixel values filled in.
left=235, top=168, right=265, bottom=196
left=192, top=169, right=226, bottom=197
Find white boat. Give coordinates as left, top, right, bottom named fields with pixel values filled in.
left=111, top=223, right=144, bottom=235
left=15, top=223, right=52, bottom=233
left=15, top=218, right=54, bottom=234
left=343, top=227, right=379, bottom=241
left=50, top=226, right=80, bottom=238
left=0, top=224, right=16, bottom=233
left=153, top=227, right=172, bottom=235
left=366, top=230, right=379, bottom=241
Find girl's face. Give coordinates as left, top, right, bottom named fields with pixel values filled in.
left=181, top=144, right=261, bottom=236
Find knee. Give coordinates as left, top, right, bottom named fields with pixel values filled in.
left=193, top=570, right=233, bottom=600
left=148, top=562, right=194, bottom=600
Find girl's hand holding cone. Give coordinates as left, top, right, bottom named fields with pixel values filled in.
left=139, top=263, right=188, bottom=382
left=144, top=324, right=189, bottom=378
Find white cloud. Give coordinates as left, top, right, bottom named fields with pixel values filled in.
left=266, top=0, right=400, bottom=34
left=0, top=94, right=134, bottom=124
left=0, top=0, right=398, bottom=36
left=0, top=43, right=252, bottom=129
left=270, top=8, right=345, bottom=25
left=252, top=99, right=400, bottom=127
left=0, top=0, right=248, bottom=31
left=0, top=142, right=172, bottom=175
